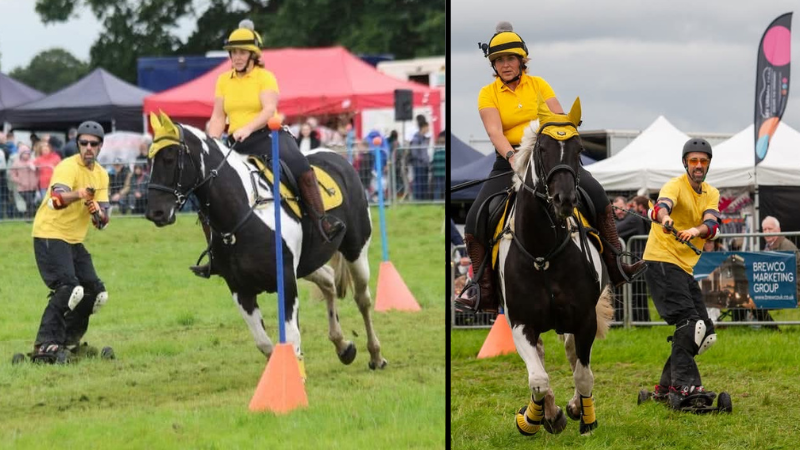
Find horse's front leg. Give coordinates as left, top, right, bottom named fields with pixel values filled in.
left=537, top=337, right=567, bottom=434
left=233, top=292, right=274, bottom=358
left=509, top=321, right=548, bottom=436
left=568, top=330, right=598, bottom=435
left=304, top=265, right=356, bottom=365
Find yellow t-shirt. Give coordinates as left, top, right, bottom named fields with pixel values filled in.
left=477, top=74, right=557, bottom=146
left=215, top=67, right=280, bottom=133
left=643, top=174, right=720, bottom=274
left=32, top=156, right=110, bottom=244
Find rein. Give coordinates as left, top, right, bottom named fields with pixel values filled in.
left=148, top=126, right=273, bottom=264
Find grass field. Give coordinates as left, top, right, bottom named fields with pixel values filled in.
left=0, top=205, right=444, bottom=449
left=452, top=321, right=800, bottom=449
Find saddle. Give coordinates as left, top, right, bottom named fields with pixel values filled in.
left=247, top=156, right=343, bottom=219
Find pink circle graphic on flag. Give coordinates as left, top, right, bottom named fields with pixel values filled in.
left=762, top=26, right=792, bottom=66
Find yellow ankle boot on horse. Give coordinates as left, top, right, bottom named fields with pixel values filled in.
left=515, top=397, right=544, bottom=436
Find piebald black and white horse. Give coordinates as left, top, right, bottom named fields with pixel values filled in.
left=496, top=98, right=613, bottom=436
left=144, top=112, right=387, bottom=371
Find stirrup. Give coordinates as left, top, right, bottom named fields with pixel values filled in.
left=617, top=252, right=647, bottom=282
left=318, top=215, right=345, bottom=243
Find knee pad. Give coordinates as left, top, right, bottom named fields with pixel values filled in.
left=63, top=285, right=85, bottom=311
left=695, top=320, right=716, bottom=355
left=93, top=291, right=108, bottom=314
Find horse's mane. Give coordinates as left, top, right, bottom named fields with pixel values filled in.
left=512, top=119, right=539, bottom=191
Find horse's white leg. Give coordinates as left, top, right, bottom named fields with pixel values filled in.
left=511, top=324, right=548, bottom=436
left=304, top=265, right=356, bottom=364
left=563, top=333, right=582, bottom=419
left=233, top=292, right=273, bottom=358
left=347, top=244, right=387, bottom=370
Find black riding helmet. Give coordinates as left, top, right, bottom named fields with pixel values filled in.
left=76, top=121, right=105, bottom=142
left=682, top=138, right=712, bottom=161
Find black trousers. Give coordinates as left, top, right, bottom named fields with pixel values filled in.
left=464, top=153, right=609, bottom=237
left=33, top=238, right=104, bottom=346
left=231, top=128, right=311, bottom=180
left=645, top=260, right=714, bottom=388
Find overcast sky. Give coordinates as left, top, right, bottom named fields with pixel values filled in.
left=452, top=1, right=800, bottom=145
left=0, top=0, right=194, bottom=72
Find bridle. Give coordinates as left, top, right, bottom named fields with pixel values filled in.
left=501, top=121, right=592, bottom=273
left=147, top=124, right=235, bottom=211
left=518, top=121, right=582, bottom=204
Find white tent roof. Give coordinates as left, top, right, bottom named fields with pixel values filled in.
left=755, top=122, right=800, bottom=186
left=703, top=126, right=755, bottom=189
left=588, top=116, right=690, bottom=191
left=589, top=117, right=800, bottom=192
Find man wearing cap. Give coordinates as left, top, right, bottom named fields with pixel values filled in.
left=642, top=137, right=722, bottom=408
left=30, top=121, right=111, bottom=363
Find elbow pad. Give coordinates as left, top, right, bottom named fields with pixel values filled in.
left=703, top=219, right=720, bottom=240
left=48, top=192, right=67, bottom=210
left=649, top=202, right=672, bottom=221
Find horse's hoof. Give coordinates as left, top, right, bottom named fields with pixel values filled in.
left=337, top=342, right=357, bottom=365
left=11, top=353, right=25, bottom=365
left=566, top=402, right=580, bottom=421
left=368, top=358, right=388, bottom=370
left=100, top=347, right=115, bottom=360
left=579, top=419, right=597, bottom=436
left=543, top=407, right=567, bottom=434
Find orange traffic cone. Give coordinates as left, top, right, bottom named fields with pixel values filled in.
left=375, top=261, right=421, bottom=312
left=249, top=343, right=308, bottom=413
left=477, top=313, right=517, bottom=359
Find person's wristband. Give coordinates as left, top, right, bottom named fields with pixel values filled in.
left=505, top=150, right=515, bottom=160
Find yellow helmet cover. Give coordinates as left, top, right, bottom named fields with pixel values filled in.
left=537, top=94, right=582, bottom=141
left=223, top=22, right=262, bottom=56
left=148, top=111, right=182, bottom=159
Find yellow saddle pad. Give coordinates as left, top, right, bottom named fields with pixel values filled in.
left=491, top=204, right=602, bottom=269
left=247, top=156, right=343, bottom=218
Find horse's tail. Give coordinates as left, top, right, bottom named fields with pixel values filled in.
left=331, top=252, right=352, bottom=299
left=595, top=285, right=614, bottom=339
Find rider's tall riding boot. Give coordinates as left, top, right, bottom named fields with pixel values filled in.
left=597, top=204, right=646, bottom=287
left=298, top=169, right=345, bottom=242
left=189, top=221, right=214, bottom=278
left=454, top=234, right=499, bottom=314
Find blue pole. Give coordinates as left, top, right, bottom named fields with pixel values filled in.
left=272, top=129, right=286, bottom=344
left=374, top=140, right=389, bottom=262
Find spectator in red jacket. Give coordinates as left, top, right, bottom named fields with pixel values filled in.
left=33, top=140, right=62, bottom=199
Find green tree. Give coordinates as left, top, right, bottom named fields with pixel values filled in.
left=9, top=48, right=90, bottom=93
left=35, top=0, right=446, bottom=83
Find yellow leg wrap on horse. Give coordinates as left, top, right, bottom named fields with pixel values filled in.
left=515, top=398, right=544, bottom=435
left=581, top=396, right=596, bottom=424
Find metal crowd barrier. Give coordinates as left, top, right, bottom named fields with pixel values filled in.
left=450, top=232, right=800, bottom=329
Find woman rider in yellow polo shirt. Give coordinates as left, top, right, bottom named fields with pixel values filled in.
left=190, top=20, right=345, bottom=278
left=456, top=22, right=645, bottom=313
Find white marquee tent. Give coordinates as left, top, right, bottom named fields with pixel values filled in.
left=588, top=116, right=690, bottom=191
left=589, top=116, right=800, bottom=192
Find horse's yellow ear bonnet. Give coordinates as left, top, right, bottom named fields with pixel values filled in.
left=536, top=94, right=582, bottom=141
left=148, top=111, right=181, bottom=159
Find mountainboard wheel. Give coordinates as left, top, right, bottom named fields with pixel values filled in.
left=100, top=347, right=115, bottom=360
left=638, top=389, right=651, bottom=405
left=717, top=392, right=732, bottom=413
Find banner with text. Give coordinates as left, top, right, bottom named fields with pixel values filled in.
left=694, top=251, right=797, bottom=309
